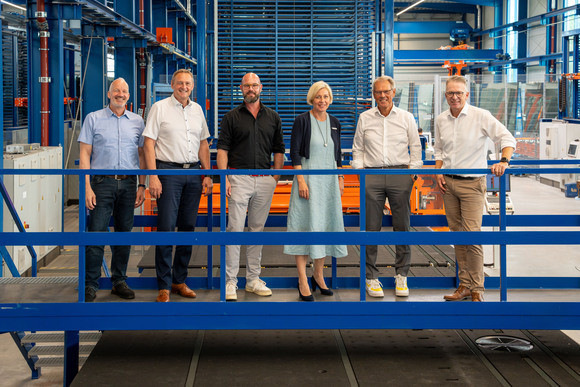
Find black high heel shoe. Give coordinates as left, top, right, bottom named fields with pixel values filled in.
left=298, top=284, right=314, bottom=302
left=311, top=276, right=333, bottom=296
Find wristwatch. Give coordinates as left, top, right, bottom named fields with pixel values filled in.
left=500, top=157, right=510, bottom=165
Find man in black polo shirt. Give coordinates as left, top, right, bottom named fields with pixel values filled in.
left=217, top=72, right=285, bottom=301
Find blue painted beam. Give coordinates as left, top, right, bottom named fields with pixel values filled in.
left=394, top=49, right=502, bottom=61
left=394, top=2, right=477, bottom=14
left=0, top=302, right=578, bottom=331
left=467, top=52, right=563, bottom=69
left=395, top=21, right=472, bottom=34
left=472, top=4, right=580, bottom=38
left=444, top=0, right=497, bottom=5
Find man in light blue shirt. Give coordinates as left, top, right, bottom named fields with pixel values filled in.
left=78, top=78, right=146, bottom=302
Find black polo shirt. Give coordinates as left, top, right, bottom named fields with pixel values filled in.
left=217, top=102, right=285, bottom=169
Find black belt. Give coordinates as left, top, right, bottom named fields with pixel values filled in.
left=368, top=165, right=408, bottom=169
left=102, top=175, right=131, bottom=180
left=445, top=174, right=477, bottom=181
left=156, top=160, right=200, bottom=169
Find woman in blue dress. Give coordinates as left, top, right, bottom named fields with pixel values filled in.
left=284, top=81, right=348, bottom=301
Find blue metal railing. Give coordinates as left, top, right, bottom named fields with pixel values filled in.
left=0, top=162, right=579, bottom=332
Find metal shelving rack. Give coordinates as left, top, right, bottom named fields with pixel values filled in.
left=217, top=0, right=376, bottom=146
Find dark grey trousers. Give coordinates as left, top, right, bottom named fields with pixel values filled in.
left=364, top=173, right=414, bottom=279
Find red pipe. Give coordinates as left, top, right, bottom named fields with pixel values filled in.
left=187, top=26, right=191, bottom=56
left=139, top=0, right=146, bottom=116
left=38, top=0, right=50, bottom=146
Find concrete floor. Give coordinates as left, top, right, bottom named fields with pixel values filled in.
left=1, top=175, right=579, bottom=386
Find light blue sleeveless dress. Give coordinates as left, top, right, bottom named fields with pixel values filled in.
left=283, top=113, right=348, bottom=259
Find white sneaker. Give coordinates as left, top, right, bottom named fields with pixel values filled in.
left=226, top=281, right=238, bottom=301
left=365, top=279, right=384, bottom=298
left=395, top=274, right=409, bottom=297
left=245, top=278, right=272, bottom=296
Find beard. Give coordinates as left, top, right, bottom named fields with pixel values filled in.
left=243, top=91, right=260, bottom=104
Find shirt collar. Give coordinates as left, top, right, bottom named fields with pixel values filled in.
left=171, top=94, right=192, bottom=108
left=373, top=105, right=398, bottom=118
left=447, top=103, right=470, bottom=119
left=106, top=105, right=129, bottom=119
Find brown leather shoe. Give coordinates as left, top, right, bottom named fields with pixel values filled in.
left=443, top=285, right=471, bottom=301
left=471, top=291, right=484, bottom=302
left=171, top=283, right=196, bottom=298
left=156, top=289, right=170, bottom=302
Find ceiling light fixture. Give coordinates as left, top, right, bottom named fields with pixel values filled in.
left=396, top=0, right=426, bottom=17
left=1, top=0, right=26, bottom=11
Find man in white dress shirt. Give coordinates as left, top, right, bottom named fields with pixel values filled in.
left=352, top=75, right=422, bottom=298
left=143, top=69, right=213, bottom=302
left=434, top=75, right=515, bottom=302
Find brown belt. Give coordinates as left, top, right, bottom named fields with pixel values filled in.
left=103, top=175, right=130, bottom=180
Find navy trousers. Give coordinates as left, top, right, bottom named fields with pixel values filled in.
left=85, top=175, right=137, bottom=290
left=155, top=161, right=203, bottom=290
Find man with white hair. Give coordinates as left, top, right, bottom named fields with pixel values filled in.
left=352, top=75, right=422, bottom=298
left=78, top=77, right=146, bottom=302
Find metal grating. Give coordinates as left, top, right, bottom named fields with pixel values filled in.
left=0, top=276, right=78, bottom=285
left=217, top=0, right=376, bottom=148
left=21, top=331, right=102, bottom=343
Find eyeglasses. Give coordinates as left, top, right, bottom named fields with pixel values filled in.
left=242, top=83, right=261, bottom=89
left=374, top=89, right=393, bottom=95
left=445, top=91, right=465, bottom=97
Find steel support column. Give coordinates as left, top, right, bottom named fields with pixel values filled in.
left=80, top=29, right=106, bottom=121
left=494, top=0, right=503, bottom=52
left=517, top=0, right=527, bottom=75
left=0, top=4, right=3, bottom=242
left=115, top=38, right=138, bottom=110
left=384, top=0, right=394, bottom=76
left=197, top=0, right=206, bottom=111
left=63, top=330, right=79, bottom=387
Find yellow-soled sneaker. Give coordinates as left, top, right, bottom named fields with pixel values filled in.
left=365, top=279, right=384, bottom=298
left=395, top=274, right=409, bottom=297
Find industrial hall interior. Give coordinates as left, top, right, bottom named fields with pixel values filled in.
left=0, top=0, right=579, bottom=386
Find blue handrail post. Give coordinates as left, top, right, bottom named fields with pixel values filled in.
left=63, top=330, right=79, bottom=386
left=331, top=256, right=337, bottom=289
left=78, top=172, right=86, bottom=302
left=207, top=188, right=214, bottom=290
left=220, top=171, right=227, bottom=302
left=499, top=172, right=508, bottom=302
left=359, top=172, right=366, bottom=301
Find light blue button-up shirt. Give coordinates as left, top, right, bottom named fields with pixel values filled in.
left=78, top=106, right=145, bottom=170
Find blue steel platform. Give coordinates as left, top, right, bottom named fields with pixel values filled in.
left=1, top=164, right=579, bottom=384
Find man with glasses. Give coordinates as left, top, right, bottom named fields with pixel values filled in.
left=143, top=69, right=213, bottom=302
left=352, top=75, right=422, bottom=298
left=434, top=75, right=515, bottom=302
left=217, top=72, right=285, bottom=301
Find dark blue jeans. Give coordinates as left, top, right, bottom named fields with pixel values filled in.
left=155, top=162, right=203, bottom=290
left=85, top=175, right=137, bottom=290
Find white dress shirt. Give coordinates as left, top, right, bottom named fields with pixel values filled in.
left=434, top=104, right=516, bottom=176
left=143, top=94, right=210, bottom=164
left=351, top=106, right=422, bottom=169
